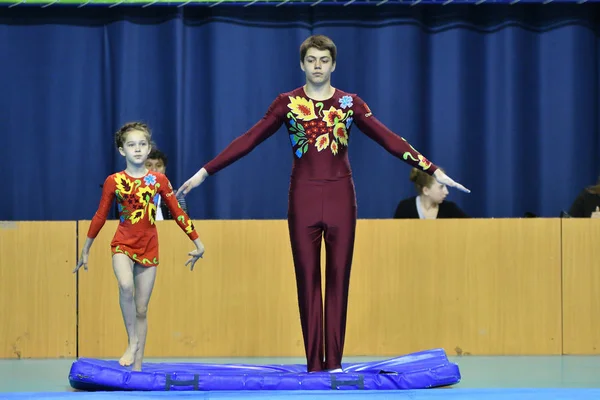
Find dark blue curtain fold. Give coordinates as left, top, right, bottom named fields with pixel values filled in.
left=1, top=5, right=599, bottom=220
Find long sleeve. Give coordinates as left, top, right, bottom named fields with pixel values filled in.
left=87, top=176, right=116, bottom=239
left=352, top=95, right=438, bottom=175
left=203, top=94, right=287, bottom=175
left=159, top=174, right=199, bottom=240
left=176, top=192, right=188, bottom=214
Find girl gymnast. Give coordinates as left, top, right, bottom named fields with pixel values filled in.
left=74, top=122, right=205, bottom=371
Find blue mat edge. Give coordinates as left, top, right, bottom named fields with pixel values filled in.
left=7, top=388, right=600, bottom=399
left=68, top=348, right=461, bottom=392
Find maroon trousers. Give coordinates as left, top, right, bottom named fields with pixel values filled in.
left=287, top=176, right=357, bottom=372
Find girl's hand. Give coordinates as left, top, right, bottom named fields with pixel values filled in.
left=73, top=251, right=89, bottom=273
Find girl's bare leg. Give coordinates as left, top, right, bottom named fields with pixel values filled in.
left=131, top=264, right=157, bottom=371
left=112, top=254, right=138, bottom=367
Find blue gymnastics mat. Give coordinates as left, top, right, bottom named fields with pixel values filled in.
left=68, top=348, right=459, bottom=391
left=5, top=389, right=600, bottom=399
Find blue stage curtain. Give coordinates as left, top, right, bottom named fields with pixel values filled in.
left=0, top=5, right=598, bottom=220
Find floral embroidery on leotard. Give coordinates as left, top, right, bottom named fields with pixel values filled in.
left=322, top=106, right=346, bottom=127
left=177, top=215, right=196, bottom=235
left=114, top=245, right=158, bottom=266
left=287, top=96, right=354, bottom=158
left=330, top=140, right=338, bottom=155
left=339, top=95, right=353, bottom=109
left=402, top=153, right=433, bottom=171
left=113, top=172, right=161, bottom=225
left=287, top=96, right=317, bottom=121
left=144, top=174, right=157, bottom=186
left=315, top=134, right=329, bottom=152
left=345, top=117, right=353, bottom=129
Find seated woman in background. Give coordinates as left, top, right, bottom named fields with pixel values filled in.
left=568, top=178, right=600, bottom=218
left=393, top=168, right=469, bottom=219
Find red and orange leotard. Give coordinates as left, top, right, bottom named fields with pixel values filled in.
left=88, top=170, right=198, bottom=267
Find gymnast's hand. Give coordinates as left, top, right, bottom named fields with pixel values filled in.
left=73, top=251, right=89, bottom=273
left=177, top=168, right=209, bottom=197
left=433, top=170, right=470, bottom=194
left=186, top=239, right=205, bottom=271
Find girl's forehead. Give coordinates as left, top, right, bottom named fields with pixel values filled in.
left=124, top=130, right=148, bottom=141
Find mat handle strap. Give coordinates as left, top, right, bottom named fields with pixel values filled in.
left=165, top=373, right=200, bottom=390
left=331, top=374, right=364, bottom=390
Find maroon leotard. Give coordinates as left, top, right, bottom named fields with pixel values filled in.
left=204, top=86, right=437, bottom=372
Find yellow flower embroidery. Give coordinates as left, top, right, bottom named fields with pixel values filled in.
left=136, top=186, right=155, bottom=207
left=333, top=123, right=348, bottom=146
left=114, top=247, right=155, bottom=264
left=418, top=155, right=432, bottom=170
left=315, top=134, right=330, bottom=151
left=114, top=173, right=134, bottom=195
left=185, top=219, right=194, bottom=234
left=148, top=203, right=157, bottom=225
left=322, top=106, right=346, bottom=127
left=287, top=96, right=317, bottom=121
left=331, top=140, right=338, bottom=155
left=130, top=209, right=144, bottom=224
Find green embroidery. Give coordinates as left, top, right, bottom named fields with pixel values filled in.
left=315, top=102, right=324, bottom=117
left=403, top=152, right=419, bottom=162
left=287, top=112, right=310, bottom=157
left=114, top=247, right=155, bottom=265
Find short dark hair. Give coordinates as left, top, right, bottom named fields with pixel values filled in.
left=148, top=148, right=168, bottom=167
left=300, top=35, right=337, bottom=64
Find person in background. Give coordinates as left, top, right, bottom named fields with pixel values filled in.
left=393, top=168, right=469, bottom=219
left=146, top=148, right=189, bottom=220
left=568, top=178, right=600, bottom=218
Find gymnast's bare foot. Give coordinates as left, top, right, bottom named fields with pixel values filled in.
left=119, top=342, right=138, bottom=367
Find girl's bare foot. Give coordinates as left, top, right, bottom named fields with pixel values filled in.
left=118, top=342, right=138, bottom=367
